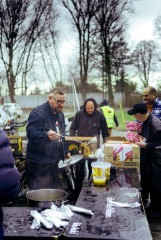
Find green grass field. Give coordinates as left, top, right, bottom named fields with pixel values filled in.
left=115, top=109, right=135, bottom=130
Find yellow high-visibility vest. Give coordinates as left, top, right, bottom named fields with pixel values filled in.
left=101, top=106, right=114, bottom=128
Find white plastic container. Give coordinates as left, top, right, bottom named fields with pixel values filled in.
left=91, top=162, right=111, bottom=179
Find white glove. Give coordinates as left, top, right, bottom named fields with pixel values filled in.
left=30, top=210, right=53, bottom=230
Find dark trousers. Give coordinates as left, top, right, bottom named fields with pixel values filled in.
left=73, top=158, right=97, bottom=200
left=149, top=152, right=161, bottom=212
left=141, top=150, right=161, bottom=212
left=140, top=157, right=152, bottom=200
left=74, top=160, right=86, bottom=199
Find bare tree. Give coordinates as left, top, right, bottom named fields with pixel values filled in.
left=93, top=0, right=132, bottom=105
left=0, top=0, right=58, bottom=102
left=39, top=37, right=60, bottom=89
left=155, top=15, right=161, bottom=39
left=114, top=70, right=137, bottom=106
left=61, top=0, right=100, bottom=99
left=130, top=40, right=157, bottom=87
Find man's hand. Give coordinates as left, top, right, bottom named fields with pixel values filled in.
left=136, top=140, right=147, bottom=148
left=47, top=130, right=60, bottom=141
left=65, top=152, right=71, bottom=160
left=104, top=137, right=108, bottom=143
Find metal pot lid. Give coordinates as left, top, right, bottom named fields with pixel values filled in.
left=58, top=154, right=83, bottom=168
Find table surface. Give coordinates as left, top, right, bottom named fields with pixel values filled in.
left=64, top=169, right=152, bottom=240
left=3, top=207, right=65, bottom=239
left=3, top=169, right=152, bottom=240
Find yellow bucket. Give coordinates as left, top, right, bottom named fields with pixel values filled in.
left=91, top=162, right=111, bottom=179
left=93, top=176, right=106, bottom=186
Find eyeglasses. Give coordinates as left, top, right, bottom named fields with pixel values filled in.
left=51, top=96, right=67, bottom=105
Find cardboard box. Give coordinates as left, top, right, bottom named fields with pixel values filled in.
left=104, top=142, right=140, bottom=169
left=113, top=144, right=123, bottom=161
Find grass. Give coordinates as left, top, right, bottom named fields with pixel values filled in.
left=18, top=126, right=26, bottom=132
left=115, top=109, right=135, bottom=130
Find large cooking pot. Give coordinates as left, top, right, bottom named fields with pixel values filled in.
left=26, top=189, right=68, bottom=209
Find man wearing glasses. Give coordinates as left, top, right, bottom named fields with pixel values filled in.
left=142, top=86, right=161, bottom=121
left=26, top=87, right=71, bottom=192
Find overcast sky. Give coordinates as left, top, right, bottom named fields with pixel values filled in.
left=56, top=0, right=161, bottom=90
left=59, top=0, right=161, bottom=64
left=128, top=0, right=161, bottom=42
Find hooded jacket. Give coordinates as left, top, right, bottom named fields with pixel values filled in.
left=70, top=97, right=109, bottom=147
left=0, top=130, right=20, bottom=239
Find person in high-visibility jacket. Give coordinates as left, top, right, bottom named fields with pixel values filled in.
left=100, top=99, right=119, bottom=136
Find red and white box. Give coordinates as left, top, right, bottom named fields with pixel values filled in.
left=104, top=142, right=140, bottom=169
left=122, top=144, right=132, bottom=161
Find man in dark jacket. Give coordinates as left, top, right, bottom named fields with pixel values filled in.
left=70, top=97, right=109, bottom=197
left=127, top=102, right=161, bottom=218
left=26, top=87, right=71, bottom=190
left=0, top=129, right=20, bottom=240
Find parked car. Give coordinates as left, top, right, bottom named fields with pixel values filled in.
left=2, top=103, right=23, bottom=120
left=0, top=106, right=10, bottom=127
